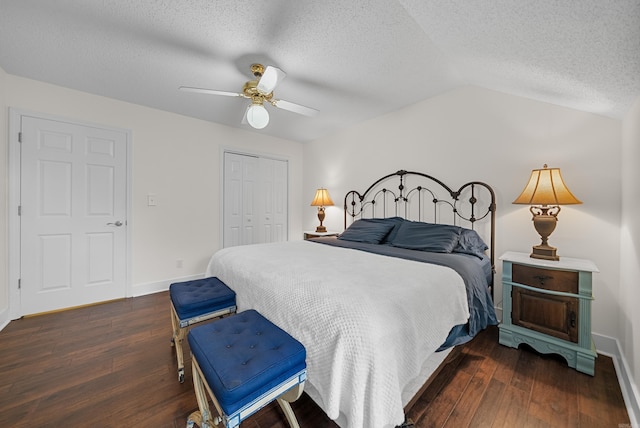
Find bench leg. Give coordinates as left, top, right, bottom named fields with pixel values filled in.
left=276, top=399, right=300, bottom=428
left=188, top=360, right=216, bottom=428
left=170, top=304, right=186, bottom=383
left=276, top=382, right=305, bottom=428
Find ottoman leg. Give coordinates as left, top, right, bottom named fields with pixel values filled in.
left=170, top=304, right=186, bottom=383
left=276, top=382, right=305, bottom=428
left=189, top=358, right=225, bottom=428
left=189, top=359, right=214, bottom=428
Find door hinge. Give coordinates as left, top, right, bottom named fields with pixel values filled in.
left=18, top=205, right=21, bottom=216
left=18, top=132, right=22, bottom=143
left=18, top=278, right=21, bottom=289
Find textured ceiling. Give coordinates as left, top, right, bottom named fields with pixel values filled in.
left=1, top=0, right=638, bottom=142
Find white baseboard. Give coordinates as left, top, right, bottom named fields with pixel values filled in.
left=131, top=273, right=205, bottom=297
left=593, top=332, right=640, bottom=428
left=0, top=305, right=10, bottom=333
left=494, top=305, right=503, bottom=323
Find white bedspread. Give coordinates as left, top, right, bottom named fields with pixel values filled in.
left=206, top=241, right=469, bottom=428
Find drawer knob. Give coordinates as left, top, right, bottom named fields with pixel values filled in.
left=533, top=274, right=553, bottom=286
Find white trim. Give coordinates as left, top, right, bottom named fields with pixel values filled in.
left=131, top=273, right=205, bottom=297
left=593, top=332, right=640, bottom=428
left=7, top=108, right=133, bottom=318
left=125, top=129, right=133, bottom=297
left=0, top=306, right=10, bottom=333
left=8, top=108, right=22, bottom=320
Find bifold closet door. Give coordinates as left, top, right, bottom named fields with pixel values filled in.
left=223, top=152, right=287, bottom=247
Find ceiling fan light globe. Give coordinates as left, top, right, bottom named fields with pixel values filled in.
left=246, top=104, right=269, bottom=129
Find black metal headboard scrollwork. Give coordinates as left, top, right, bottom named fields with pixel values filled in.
left=344, top=170, right=497, bottom=292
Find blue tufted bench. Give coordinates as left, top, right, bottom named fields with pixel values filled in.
left=187, top=310, right=307, bottom=428
left=169, top=277, right=237, bottom=383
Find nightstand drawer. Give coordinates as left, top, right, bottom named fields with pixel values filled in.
left=512, top=263, right=578, bottom=293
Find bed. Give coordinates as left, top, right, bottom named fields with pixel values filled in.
left=206, top=170, right=498, bottom=428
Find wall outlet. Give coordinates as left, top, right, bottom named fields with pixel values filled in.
left=147, top=193, right=157, bottom=206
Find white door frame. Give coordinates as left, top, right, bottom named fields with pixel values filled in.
left=8, top=108, right=133, bottom=319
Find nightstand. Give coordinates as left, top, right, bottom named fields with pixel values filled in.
left=303, top=231, right=339, bottom=240
left=498, top=251, right=599, bottom=375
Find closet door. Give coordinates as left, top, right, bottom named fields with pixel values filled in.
left=223, top=152, right=288, bottom=247
left=259, top=157, right=288, bottom=243
left=223, top=152, right=258, bottom=247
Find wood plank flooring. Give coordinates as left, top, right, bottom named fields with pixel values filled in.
left=0, top=291, right=630, bottom=427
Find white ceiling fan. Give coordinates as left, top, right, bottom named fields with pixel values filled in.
left=180, top=63, right=319, bottom=129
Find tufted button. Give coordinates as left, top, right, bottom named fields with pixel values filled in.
left=226, top=344, right=231, bottom=348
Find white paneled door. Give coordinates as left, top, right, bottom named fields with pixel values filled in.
left=258, top=156, right=287, bottom=243
left=223, top=152, right=258, bottom=247
left=19, top=116, right=128, bottom=315
left=223, top=152, right=287, bottom=247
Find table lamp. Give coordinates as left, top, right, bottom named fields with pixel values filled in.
left=513, top=164, right=582, bottom=260
left=310, top=188, right=334, bottom=233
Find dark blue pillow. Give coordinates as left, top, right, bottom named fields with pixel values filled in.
left=453, top=228, right=488, bottom=258
left=389, top=221, right=461, bottom=253
left=338, top=218, right=396, bottom=244
left=378, top=217, right=405, bottom=244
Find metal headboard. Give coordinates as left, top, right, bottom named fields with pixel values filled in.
left=343, top=170, right=497, bottom=292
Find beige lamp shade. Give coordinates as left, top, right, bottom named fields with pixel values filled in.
left=310, top=188, right=334, bottom=207
left=311, top=188, right=334, bottom=232
left=513, top=165, right=581, bottom=206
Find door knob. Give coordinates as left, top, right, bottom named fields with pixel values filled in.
left=107, top=220, right=123, bottom=227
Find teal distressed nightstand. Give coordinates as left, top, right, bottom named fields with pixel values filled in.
left=498, top=251, right=599, bottom=375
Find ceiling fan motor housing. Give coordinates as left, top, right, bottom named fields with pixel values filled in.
left=243, top=79, right=273, bottom=105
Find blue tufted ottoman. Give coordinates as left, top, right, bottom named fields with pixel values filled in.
left=169, top=277, right=236, bottom=383
left=187, top=310, right=307, bottom=428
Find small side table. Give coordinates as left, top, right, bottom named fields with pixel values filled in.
left=303, top=231, right=339, bottom=240
left=498, top=251, right=599, bottom=375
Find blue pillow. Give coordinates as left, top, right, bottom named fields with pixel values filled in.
left=378, top=217, right=405, bottom=244
left=338, top=219, right=395, bottom=244
left=390, top=221, right=461, bottom=253
left=453, top=228, right=489, bottom=258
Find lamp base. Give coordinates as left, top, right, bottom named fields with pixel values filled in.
left=530, top=244, right=559, bottom=261
left=315, top=225, right=327, bottom=233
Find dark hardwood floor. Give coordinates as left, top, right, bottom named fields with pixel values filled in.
left=0, top=291, right=630, bottom=427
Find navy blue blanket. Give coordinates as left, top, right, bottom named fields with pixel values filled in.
left=309, top=237, right=498, bottom=350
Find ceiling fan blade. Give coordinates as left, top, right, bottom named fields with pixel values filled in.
left=179, top=86, right=244, bottom=97
left=257, top=66, right=286, bottom=94
left=241, top=105, right=249, bottom=124
left=272, top=99, right=319, bottom=117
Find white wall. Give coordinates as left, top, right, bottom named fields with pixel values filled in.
left=0, top=72, right=303, bottom=301
left=304, top=86, right=622, bottom=340
left=621, top=95, right=640, bottom=394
